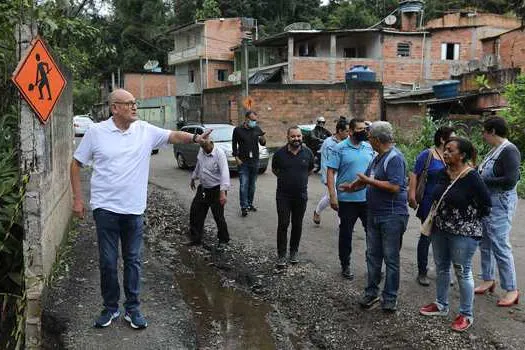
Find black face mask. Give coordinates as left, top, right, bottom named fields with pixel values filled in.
left=353, top=130, right=368, bottom=142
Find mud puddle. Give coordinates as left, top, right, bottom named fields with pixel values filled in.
left=175, top=248, right=276, bottom=349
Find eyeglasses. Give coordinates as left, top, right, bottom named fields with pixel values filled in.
left=113, top=101, right=138, bottom=108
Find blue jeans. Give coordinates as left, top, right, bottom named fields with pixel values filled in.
left=432, top=229, right=478, bottom=320
left=93, top=209, right=143, bottom=313
left=480, top=190, right=518, bottom=291
left=338, top=201, right=367, bottom=268
left=238, top=159, right=259, bottom=209
left=365, top=214, right=408, bottom=303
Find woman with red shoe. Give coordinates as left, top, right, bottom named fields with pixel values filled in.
left=419, top=138, right=491, bottom=332
left=475, top=117, right=520, bottom=306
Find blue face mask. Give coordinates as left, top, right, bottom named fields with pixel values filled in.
left=247, top=120, right=257, bottom=128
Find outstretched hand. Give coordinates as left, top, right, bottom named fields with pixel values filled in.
left=197, top=129, right=212, bottom=143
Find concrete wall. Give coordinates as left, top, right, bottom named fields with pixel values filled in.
left=19, top=28, right=74, bottom=348
left=175, top=61, right=202, bottom=95
left=202, top=82, right=383, bottom=145
left=124, top=73, right=176, bottom=99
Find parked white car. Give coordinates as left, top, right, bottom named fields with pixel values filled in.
left=73, top=115, right=94, bottom=137
left=173, top=124, right=270, bottom=173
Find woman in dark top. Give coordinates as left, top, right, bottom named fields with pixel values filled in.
left=409, top=126, right=455, bottom=286
left=475, top=117, right=521, bottom=307
left=419, top=137, right=491, bottom=333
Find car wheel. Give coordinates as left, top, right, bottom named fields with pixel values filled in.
left=176, top=153, right=188, bottom=169
left=258, top=165, right=267, bottom=174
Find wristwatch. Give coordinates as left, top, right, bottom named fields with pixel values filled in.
left=192, top=133, right=198, bottom=143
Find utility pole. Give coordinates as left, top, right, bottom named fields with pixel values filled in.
left=242, top=39, right=249, bottom=98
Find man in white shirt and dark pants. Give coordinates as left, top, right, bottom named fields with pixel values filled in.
left=189, top=140, right=230, bottom=248
left=71, top=89, right=211, bottom=330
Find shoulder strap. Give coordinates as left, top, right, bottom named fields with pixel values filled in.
left=422, top=148, right=434, bottom=172
left=434, top=167, right=472, bottom=210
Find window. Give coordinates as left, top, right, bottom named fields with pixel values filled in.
left=343, top=47, right=366, bottom=58
left=188, top=69, right=195, bottom=83
left=397, top=43, right=410, bottom=57
left=217, top=69, right=227, bottom=82
left=298, top=43, right=316, bottom=57
left=441, top=43, right=460, bottom=60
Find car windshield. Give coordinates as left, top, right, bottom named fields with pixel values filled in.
left=209, top=126, right=233, bottom=142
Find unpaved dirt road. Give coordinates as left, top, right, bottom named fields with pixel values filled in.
left=42, top=147, right=525, bottom=349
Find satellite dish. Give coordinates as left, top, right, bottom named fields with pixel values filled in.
left=228, top=74, right=238, bottom=82
left=384, top=15, right=397, bottom=26
left=143, top=60, right=159, bottom=71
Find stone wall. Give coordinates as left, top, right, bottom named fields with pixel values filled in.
left=202, top=82, right=383, bottom=145
left=19, top=28, right=74, bottom=348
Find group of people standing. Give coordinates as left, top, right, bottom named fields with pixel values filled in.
left=71, top=88, right=520, bottom=334
left=309, top=115, right=520, bottom=332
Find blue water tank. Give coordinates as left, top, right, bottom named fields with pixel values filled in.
left=432, top=80, right=460, bottom=99
left=345, top=65, right=376, bottom=82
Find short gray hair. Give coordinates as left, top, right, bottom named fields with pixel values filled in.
left=369, top=121, right=394, bottom=143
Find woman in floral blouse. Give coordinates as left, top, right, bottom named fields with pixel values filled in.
left=419, top=137, right=491, bottom=332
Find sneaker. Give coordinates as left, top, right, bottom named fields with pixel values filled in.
left=241, top=208, right=248, bottom=217
left=359, top=295, right=380, bottom=310
left=248, top=205, right=257, bottom=212
left=124, top=310, right=148, bottom=329
left=451, top=314, right=472, bottom=332
left=276, top=256, right=287, bottom=270
left=93, top=309, right=120, bottom=328
left=341, top=266, right=354, bottom=280
left=289, top=251, right=299, bottom=265
left=417, top=274, right=430, bottom=286
left=419, top=303, right=449, bottom=316
left=382, top=300, right=397, bottom=313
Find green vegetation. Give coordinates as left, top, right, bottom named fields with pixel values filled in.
left=397, top=104, right=525, bottom=198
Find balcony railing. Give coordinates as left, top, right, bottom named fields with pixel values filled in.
left=168, top=46, right=204, bottom=65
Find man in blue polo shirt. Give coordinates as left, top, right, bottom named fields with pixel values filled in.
left=326, top=118, right=374, bottom=280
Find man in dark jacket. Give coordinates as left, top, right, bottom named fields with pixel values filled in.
left=232, top=111, right=266, bottom=217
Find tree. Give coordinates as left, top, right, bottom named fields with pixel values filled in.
left=195, top=0, right=222, bottom=20
left=502, top=75, right=525, bottom=155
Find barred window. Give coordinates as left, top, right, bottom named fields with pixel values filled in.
left=397, top=43, right=410, bottom=57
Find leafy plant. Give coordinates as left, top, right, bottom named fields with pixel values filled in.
left=475, top=74, right=491, bottom=91
left=502, top=75, right=525, bottom=156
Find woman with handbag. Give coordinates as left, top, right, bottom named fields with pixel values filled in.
left=475, top=117, right=521, bottom=306
left=408, top=126, right=455, bottom=286
left=419, top=137, right=491, bottom=332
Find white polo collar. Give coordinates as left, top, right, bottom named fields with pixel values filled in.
left=107, top=117, right=135, bottom=135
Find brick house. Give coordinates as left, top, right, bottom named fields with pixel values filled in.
left=481, top=26, right=525, bottom=73
left=236, top=8, right=520, bottom=88
left=166, top=18, right=255, bottom=122
left=123, top=72, right=176, bottom=99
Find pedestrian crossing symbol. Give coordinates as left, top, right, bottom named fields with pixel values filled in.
left=11, top=36, right=67, bottom=124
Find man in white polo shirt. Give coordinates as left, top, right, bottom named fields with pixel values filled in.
left=70, top=89, right=211, bottom=330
